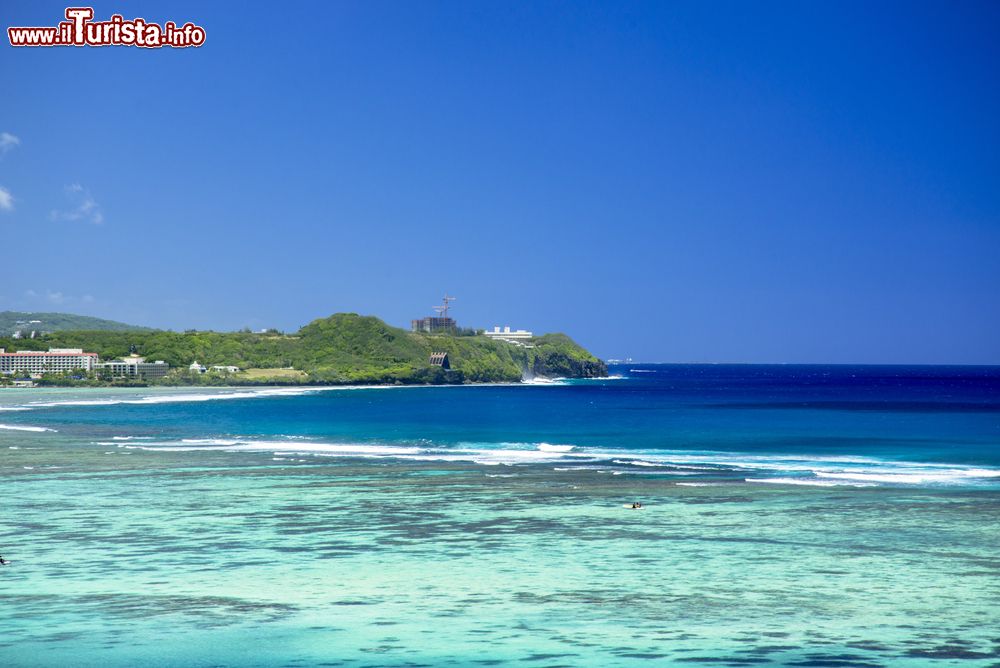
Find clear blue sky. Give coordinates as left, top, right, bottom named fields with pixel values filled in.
left=1, top=1, right=998, bottom=363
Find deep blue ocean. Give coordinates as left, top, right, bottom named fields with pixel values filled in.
left=1, top=364, right=999, bottom=666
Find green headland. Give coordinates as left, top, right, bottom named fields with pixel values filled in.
left=0, top=312, right=607, bottom=386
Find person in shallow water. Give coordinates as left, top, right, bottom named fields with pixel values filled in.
left=0, top=555, right=6, bottom=565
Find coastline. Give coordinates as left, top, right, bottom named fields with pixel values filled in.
left=3, top=367, right=998, bottom=490
left=0, top=378, right=578, bottom=394
left=1, top=314, right=608, bottom=387
left=0, top=379, right=585, bottom=410
left=1, top=371, right=600, bottom=391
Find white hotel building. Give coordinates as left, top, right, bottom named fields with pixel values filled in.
left=0, top=348, right=98, bottom=375
left=94, top=355, right=170, bottom=379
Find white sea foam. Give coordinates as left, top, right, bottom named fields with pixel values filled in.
left=128, top=439, right=422, bottom=457
left=286, top=443, right=422, bottom=456
left=521, top=377, right=569, bottom=386
left=746, top=477, right=876, bottom=488
left=612, top=459, right=665, bottom=467
left=22, top=387, right=325, bottom=409
left=412, top=449, right=593, bottom=466
left=0, top=423, right=56, bottom=433
left=180, top=438, right=241, bottom=446
left=815, top=469, right=1000, bottom=485
left=89, top=432, right=1000, bottom=488
left=5, top=383, right=543, bottom=414
left=0, top=386, right=400, bottom=413
left=538, top=443, right=575, bottom=452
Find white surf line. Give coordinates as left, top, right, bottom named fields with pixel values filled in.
left=85, top=432, right=1000, bottom=486
left=3, top=380, right=575, bottom=412
left=744, top=477, right=874, bottom=487
left=0, top=423, right=57, bottom=432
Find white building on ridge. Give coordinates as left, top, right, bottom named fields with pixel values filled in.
left=483, top=326, right=534, bottom=343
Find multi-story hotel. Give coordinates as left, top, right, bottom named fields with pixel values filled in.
left=94, top=355, right=170, bottom=379
left=0, top=348, right=173, bottom=379
left=0, top=348, right=99, bottom=375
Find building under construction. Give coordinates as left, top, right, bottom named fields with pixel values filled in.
left=412, top=295, right=458, bottom=333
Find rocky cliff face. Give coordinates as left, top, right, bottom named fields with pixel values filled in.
left=528, top=334, right=608, bottom=379
left=531, top=353, right=607, bottom=379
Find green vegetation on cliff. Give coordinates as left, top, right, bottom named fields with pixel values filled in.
left=0, top=313, right=606, bottom=385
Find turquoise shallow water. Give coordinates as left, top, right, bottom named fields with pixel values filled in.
left=1, top=365, right=999, bottom=666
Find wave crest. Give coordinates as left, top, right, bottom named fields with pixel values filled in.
left=90, top=434, right=1000, bottom=488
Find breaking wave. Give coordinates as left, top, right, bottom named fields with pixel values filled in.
left=521, top=377, right=569, bottom=386
left=537, top=443, right=575, bottom=452
left=2, top=387, right=342, bottom=412
left=0, top=381, right=569, bottom=413
left=91, top=434, right=1000, bottom=488
left=0, top=423, right=57, bottom=433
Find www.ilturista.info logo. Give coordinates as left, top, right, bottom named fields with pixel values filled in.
left=8, top=7, right=205, bottom=48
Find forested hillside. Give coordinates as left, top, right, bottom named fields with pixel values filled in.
left=0, top=313, right=606, bottom=384
left=0, top=311, right=150, bottom=336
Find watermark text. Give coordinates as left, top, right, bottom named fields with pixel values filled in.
left=8, top=7, right=206, bottom=48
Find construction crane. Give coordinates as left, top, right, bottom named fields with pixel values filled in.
left=432, top=294, right=456, bottom=319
